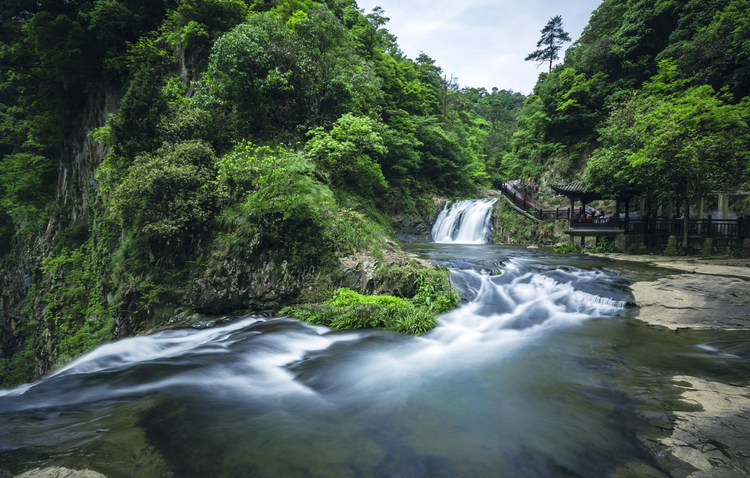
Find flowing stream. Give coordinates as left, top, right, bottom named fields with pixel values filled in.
left=2, top=214, right=750, bottom=477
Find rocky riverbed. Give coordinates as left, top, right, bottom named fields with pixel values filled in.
left=592, top=254, right=750, bottom=477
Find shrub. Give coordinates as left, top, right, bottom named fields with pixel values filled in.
left=282, top=268, right=459, bottom=335
left=282, top=288, right=438, bottom=335
left=110, top=140, right=220, bottom=238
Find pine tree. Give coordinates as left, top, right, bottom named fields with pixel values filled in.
left=525, top=15, right=572, bottom=73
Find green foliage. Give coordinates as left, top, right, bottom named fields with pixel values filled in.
left=306, top=113, right=389, bottom=197
left=551, top=243, right=585, bottom=254
left=215, top=141, right=391, bottom=267
left=0, top=153, right=57, bottom=231
left=110, top=67, right=169, bottom=164
left=552, top=240, right=621, bottom=254
left=411, top=268, right=460, bottom=313
left=34, top=211, right=119, bottom=367
left=283, top=266, right=459, bottom=335
left=588, top=60, right=750, bottom=215
left=282, top=287, right=439, bottom=335
left=0, top=343, right=36, bottom=389
left=589, top=240, right=622, bottom=254
left=525, top=15, right=572, bottom=73
left=509, top=0, right=750, bottom=187
left=111, top=141, right=221, bottom=238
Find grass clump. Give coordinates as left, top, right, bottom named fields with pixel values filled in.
left=552, top=240, right=622, bottom=254
left=282, top=269, right=460, bottom=336
left=551, top=242, right=585, bottom=254
left=283, top=288, right=437, bottom=335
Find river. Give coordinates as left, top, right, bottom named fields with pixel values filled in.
left=1, top=202, right=749, bottom=477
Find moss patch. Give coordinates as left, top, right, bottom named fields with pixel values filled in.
left=282, top=269, right=460, bottom=335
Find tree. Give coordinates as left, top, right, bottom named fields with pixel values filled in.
left=587, top=60, right=750, bottom=248
left=525, top=15, right=572, bottom=73
left=305, top=113, right=389, bottom=198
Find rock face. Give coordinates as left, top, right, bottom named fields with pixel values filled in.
left=339, top=244, right=431, bottom=297
left=631, top=274, right=750, bottom=330
left=15, top=467, right=107, bottom=478
left=491, top=198, right=567, bottom=246
left=186, top=241, right=433, bottom=316
left=390, top=198, right=445, bottom=243
left=665, top=235, right=679, bottom=255
left=662, top=376, right=750, bottom=477
left=187, top=256, right=314, bottom=314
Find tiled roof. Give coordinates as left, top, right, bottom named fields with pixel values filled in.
left=550, top=181, right=590, bottom=195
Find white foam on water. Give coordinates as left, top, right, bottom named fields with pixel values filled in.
left=311, top=268, right=626, bottom=403
left=0, top=263, right=626, bottom=412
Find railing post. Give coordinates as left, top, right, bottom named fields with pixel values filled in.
left=707, top=215, right=712, bottom=236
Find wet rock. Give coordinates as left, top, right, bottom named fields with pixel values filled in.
left=390, top=199, right=444, bottom=243
left=15, top=467, right=107, bottom=478
left=631, top=274, right=750, bottom=330
left=661, top=376, right=750, bottom=477
left=339, top=246, right=431, bottom=297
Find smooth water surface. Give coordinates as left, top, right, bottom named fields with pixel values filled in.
left=1, top=244, right=749, bottom=478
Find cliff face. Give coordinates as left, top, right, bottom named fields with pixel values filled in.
left=0, top=74, right=440, bottom=383
left=0, top=81, right=121, bottom=378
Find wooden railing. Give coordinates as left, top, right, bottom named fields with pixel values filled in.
left=625, top=218, right=745, bottom=237
left=570, top=216, right=620, bottom=228
left=498, top=183, right=567, bottom=221
left=498, top=183, right=748, bottom=238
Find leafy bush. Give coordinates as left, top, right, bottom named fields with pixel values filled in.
left=551, top=242, right=585, bottom=254
left=110, top=140, right=221, bottom=238
left=589, top=240, right=622, bottom=254
left=0, top=343, right=36, bottom=388
left=411, top=268, right=460, bottom=313
left=282, top=268, right=459, bottom=335
left=282, top=288, right=438, bottom=335
left=551, top=240, right=621, bottom=254
left=306, top=113, right=389, bottom=198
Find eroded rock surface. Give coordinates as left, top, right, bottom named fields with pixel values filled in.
left=15, top=468, right=107, bottom=478
left=662, top=376, right=750, bottom=477
left=631, top=274, right=750, bottom=330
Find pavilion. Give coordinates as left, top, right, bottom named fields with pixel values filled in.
left=550, top=181, right=632, bottom=246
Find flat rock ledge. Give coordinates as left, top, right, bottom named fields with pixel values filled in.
left=631, top=274, right=750, bottom=330
left=662, top=376, right=750, bottom=478
left=15, top=468, right=106, bottom=478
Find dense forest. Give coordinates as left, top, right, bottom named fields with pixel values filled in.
left=0, top=0, right=523, bottom=386
left=505, top=0, right=750, bottom=205
left=1, top=0, right=749, bottom=387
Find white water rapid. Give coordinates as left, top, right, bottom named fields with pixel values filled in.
left=0, top=243, right=648, bottom=478
left=432, top=198, right=498, bottom=244
left=0, top=260, right=625, bottom=415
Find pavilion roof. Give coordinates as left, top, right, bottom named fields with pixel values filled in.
left=550, top=180, right=637, bottom=201
left=550, top=181, right=605, bottom=202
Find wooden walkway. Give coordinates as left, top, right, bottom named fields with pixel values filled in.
left=498, top=183, right=748, bottom=239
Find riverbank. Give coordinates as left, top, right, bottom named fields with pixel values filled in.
left=590, top=253, right=750, bottom=477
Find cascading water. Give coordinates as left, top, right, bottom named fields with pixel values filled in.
left=431, top=198, right=497, bottom=244
left=0, top=248, right=638, bottom=477
left=4, top=242, right=741, bottom=477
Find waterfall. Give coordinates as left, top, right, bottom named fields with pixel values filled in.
left=432, top=198, right=498, bottom=244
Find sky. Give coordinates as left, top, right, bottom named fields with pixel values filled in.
left=355, top=0, right=604, bottom=95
